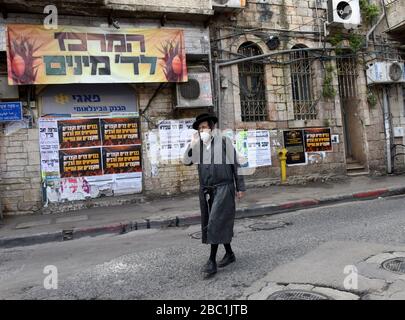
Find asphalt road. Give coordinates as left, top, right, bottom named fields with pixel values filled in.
left=1, top=195, right=405, bottom=300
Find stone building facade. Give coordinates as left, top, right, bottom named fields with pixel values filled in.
left=0, top=0, right=404, bottom=216
left=0, top=1, right=212, bottom=215
left=209, top=0, right=404, bottom=185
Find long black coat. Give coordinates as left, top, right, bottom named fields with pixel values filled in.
left=183, top=132, right=246, bottom=244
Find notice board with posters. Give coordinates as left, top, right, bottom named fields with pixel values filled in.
left=283, top=130, right=306, bottom=165
left=39, top=116, right=142, bottom=203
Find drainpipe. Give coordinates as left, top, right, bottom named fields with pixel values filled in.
left=382, top=85, right=393, bottom=174
left=314, top=0, right=322, bottom=48
left=365, top=0, right=386, bottom=49
left=215, top=62, right=221, bottom=129
left=207, top=33, right=215, bottom=116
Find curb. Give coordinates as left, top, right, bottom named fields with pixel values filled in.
left=0, top=186, right=404, bottom=248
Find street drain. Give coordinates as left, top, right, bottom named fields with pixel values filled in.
left=381, top=257, right=405, bottom=274
left=189, top=231, right=202, bottom=239
left=248, top=221, right=288, bottom=231
left=62, top=229, right=73, bottom=241
left=267, top=289, right=331, bottom=300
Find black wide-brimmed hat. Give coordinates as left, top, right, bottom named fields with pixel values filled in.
left=192, top=113, right=218, bottom=130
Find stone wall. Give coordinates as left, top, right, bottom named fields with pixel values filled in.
left=107, top=0, right=212, bottom=13
left=0, top=128, right=42, bottom=214
left=137, top=84, right=200, bottom=196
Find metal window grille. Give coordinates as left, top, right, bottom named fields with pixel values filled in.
left=384, top=0, right=399, bottom=7
left=238, top=42, right=267, bottom=122
left=336, top=55, right=358, bottom=100
left=290, top=48, right=316, bottom=120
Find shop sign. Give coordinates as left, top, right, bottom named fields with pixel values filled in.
left=7, top=24, right=187, bottom=85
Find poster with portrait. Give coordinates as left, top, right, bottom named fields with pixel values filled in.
left=283, top=130, right=306, bottom=165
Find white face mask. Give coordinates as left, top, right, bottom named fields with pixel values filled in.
left=200, top=131, right=211, bottom=144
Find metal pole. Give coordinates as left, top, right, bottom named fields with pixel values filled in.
left=365, top=0, right=386, bottom=49
left=215, top=63, right=221, bottom=129
left=207, top=27, right=215, bottom=115
left=383, top=86, right=392, bottom=174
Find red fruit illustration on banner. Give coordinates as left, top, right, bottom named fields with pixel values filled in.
left=9, top=35, right=42, bottom=84
left=159, top=34, right=186, bottom=82
left=12, top=55, right=25, bottom=77
left=172, top=55, right=182, bottom=75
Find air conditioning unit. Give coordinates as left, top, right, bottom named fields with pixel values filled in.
left=212, top=0, right=246, bottom=11
left=327, top=0, right=361, bottom=26
left=176, top=72, right=213, bottom=108
left=366, top=61, right=405, bottom=85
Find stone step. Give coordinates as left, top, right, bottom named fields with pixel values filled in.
left=346, top=161, right=365, bottom=170
left=346, top=157, right=356, bottom=164
left=347, top=171, right=370, bottom=177
left=347, top=164, right=365, bottom=171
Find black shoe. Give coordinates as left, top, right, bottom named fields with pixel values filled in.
left=218, top=252, right=235, bottom=268
left=201, top=259, right=217, bottom=277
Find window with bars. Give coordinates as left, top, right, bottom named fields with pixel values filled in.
left=290, top=45, right=316, bottom=120
left=336, top=54, right=358, bottom=100
left=238, top=42, right=267, bottom=122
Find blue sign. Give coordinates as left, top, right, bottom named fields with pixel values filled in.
left=0, top=102, right=23, bottom=121
left=40, top=84, right=138, bottom=116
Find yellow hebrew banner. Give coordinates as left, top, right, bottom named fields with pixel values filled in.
left=7, top=24, right=187, bottom=85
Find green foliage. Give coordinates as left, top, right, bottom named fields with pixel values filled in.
left=367, top=91, right=377, bottom=108
left=329, top=34, right=343, bottom=47
left=348, top=34, right=364, bottom=52
left=360, top=0, right=380, bottom=24
left=329, top=33, right=364, bottom=54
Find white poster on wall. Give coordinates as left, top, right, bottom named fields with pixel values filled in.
left=158, top=119, right=196, bottom=161
left=39, top=119, right=59, bottom=147
left=235, top=130, right=272, bottom=168
left=158, top=120, right=172, bottom=144
left=40, top=150, right=60, bottom=173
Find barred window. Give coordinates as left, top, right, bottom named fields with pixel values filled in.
left=238, top=42, right=267, bottom=122
left=290, top=45, right=316, bottom=120
left=336, top=53, right=358, bottom=100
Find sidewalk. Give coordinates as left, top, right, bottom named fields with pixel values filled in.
left=0, top=174, right=405, bottom=248
left=239, top=241, right=405, bottom=300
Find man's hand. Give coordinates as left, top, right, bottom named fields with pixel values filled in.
left=236, top=191, right=245, bottom=200
left=190, top=132, right=200, bottom=147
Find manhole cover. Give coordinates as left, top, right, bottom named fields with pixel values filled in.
left=381, top=257, right=405, bottom=274
left=189, top=231, right=202, bottom=239
left=248, top=221, right=288, bottom=231
left=267, top=290, right=331, bottom=300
